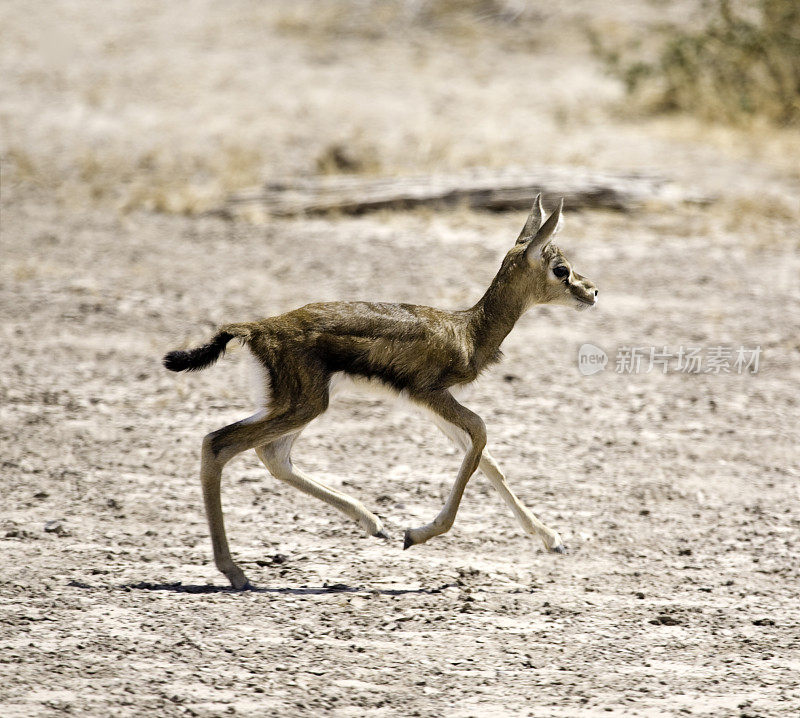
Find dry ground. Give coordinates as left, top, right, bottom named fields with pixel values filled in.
left=2, top=2, right=800, bottom=716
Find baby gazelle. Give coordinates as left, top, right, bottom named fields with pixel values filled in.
left=164, top=196, right=597, bottom=588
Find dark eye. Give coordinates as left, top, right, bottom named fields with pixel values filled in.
left=553, top=266, right=569, bottom=279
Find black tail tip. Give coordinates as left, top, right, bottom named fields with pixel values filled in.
left=163, top=332, right=233, bottom=373
left=163, top=350, right=192, bottom=372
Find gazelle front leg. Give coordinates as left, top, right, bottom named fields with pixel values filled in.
left=430, top=415, right=564, bottom=553
left=479, top=450, right=565, bottom=553
left=403, top=391, right=486, bottom=549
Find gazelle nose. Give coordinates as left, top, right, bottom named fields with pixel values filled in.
left=594, top=289, right=599, bottom=296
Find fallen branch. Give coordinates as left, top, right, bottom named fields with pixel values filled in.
left=221, top=167, right=713, bottom=217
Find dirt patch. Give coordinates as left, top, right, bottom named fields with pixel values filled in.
left=2, top=189, right=799, bottom=716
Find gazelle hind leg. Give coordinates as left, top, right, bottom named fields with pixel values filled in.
left=430, top=415, right=564, bottom=552
left=201, top=403, right=326, bottom=589
left=255, top=432, right=387, bottom=538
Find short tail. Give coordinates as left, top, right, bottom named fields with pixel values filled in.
left=162, top=323, right=254, bottom=373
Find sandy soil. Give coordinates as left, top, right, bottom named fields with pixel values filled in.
left=2, top=2, right=800, bottom=716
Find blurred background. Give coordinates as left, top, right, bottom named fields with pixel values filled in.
left=3, top=0, right=799, bottom=215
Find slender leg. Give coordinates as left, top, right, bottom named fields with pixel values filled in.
left=201, top=404, right=325, bottom=589
left=403, top=391, right=486, bottom=549
left=255, top=432, right=387, bottom=538
left=430, top=415, right=564, bottom=552
left=478, top=451, right=564, bottom=552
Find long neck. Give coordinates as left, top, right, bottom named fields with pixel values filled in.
left=467, top=264, right=533, bottom=368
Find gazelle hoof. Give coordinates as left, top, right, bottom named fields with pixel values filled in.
left=403, top=530, right=414, bottom=550
left=373, top=529, right=391, bottom=540
left=227, top=569, right=251, bottom=590
left=549, top=543, right=566, bottom=554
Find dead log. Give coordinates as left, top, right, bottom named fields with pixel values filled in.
left=221, top=167, right=712, bottom=217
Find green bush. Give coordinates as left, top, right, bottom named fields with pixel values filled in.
left=591, top=0, right=800, bottom=125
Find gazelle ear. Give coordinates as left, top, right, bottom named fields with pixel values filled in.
left=515, top=193, right=544, bottom=244
left=524, top=198, right=564, bottom=258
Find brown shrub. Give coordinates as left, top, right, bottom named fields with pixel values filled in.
left=591, top=0, right=800, bottom=125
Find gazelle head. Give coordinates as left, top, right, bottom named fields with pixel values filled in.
left=511, top=195, right=598, bottom=312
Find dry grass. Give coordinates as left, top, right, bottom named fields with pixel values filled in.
left=4, top=142, right=267, bottom=215
left=0, top=1, right=568, bottom=215
left=2, top=0, right=798, bottom=221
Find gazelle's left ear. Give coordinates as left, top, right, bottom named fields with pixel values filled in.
left=515, top=194, right=544, bottom=244
left=524, top=198, right=564, bottom=258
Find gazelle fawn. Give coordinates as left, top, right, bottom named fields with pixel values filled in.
left=164, top=196, right=598, bottom=588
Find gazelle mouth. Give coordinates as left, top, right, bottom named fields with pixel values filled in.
left=573, top=296, right=596, bottom=312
